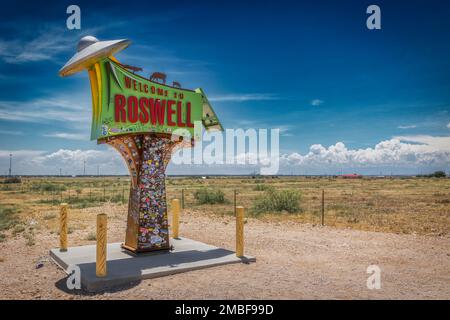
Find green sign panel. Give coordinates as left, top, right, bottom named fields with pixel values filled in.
left=89, top=58, right=221, bottom=141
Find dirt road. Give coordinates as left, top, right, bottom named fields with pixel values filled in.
left=0, top=206, right=449, bottom=299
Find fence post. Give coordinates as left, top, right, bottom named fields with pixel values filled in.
left=96, top=213, right=107, bottom=277
left=59, top=203, right=68, bottom=251
left=321, top=189, right=325, bottom=226
left=234, top=189, right=237, bottom=216
left=181, top=189, right=185, bottom=209
left=172, top=199, right=180, bottom=239
left=236, top=206, right=244, bottom=257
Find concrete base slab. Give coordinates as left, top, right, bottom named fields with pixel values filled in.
left=50, top=237, right=255, bottom=292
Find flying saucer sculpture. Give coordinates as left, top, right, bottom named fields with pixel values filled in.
left=60, top=36, right=131, bottom=77
left=60, top=36, right=222, bottom=253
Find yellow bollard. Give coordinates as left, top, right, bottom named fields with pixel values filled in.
left=172, top=199, right=180, bottom=239
left=236, top=206, right=244, bottom=257
left=59, top=203, right=68, bottom=252
left=96, top=213, right=107, bottom=277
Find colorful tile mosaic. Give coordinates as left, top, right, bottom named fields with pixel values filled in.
left=106, top=134, right=180, bottom=252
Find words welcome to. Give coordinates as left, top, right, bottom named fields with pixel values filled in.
left=114, top=76, right=195, bottom=128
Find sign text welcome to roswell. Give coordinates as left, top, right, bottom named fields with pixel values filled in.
left=89, top=58, right=221, bottom=141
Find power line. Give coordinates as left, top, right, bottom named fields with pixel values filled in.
left=8, top=154, right=12, bottom=177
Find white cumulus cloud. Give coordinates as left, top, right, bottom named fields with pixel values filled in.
left=311, top=99, right=323, bottom=106
left=281, top=136, right=450, bottom=167
left=1, top=135, right=449, bottom=175
left=42, top=132, right=88, bottom=140
left=209, top=93, right=279, bottom=102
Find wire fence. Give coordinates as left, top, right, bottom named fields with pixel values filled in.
left=166, top=177, right=450, bottom=235
left=0, top=177, right=130, bottom=208
left=1, top=176, right=449, bottom=235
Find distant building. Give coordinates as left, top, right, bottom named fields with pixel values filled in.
left=341, top=173, right=363, bottom=179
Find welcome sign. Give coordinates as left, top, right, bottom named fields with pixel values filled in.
left=88, top=58, right=221, bottom=141
left=60, top=36, right=224, bottom=253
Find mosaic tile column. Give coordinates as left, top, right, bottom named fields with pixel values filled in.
left=106, top=134, right=180, bottom=253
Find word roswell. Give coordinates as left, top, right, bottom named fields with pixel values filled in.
left=114, top=74, right=196, bottom=127
left=114, top=94, right=195, bottom=127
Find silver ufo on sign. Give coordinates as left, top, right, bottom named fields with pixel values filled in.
left=59, top=35, right=131, bottom=77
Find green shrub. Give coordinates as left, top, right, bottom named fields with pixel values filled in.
left=0, top=205, right=19, bottom=231
left=71, top=199, right=95, bottom=209
left=252, top=189, right=301, bottom=215
left=2, top=177, right=21, bottom=184
left=194, top=188, right=225, bottom=204
left=418, top=171, right=447, bottom=178
left=30, top=182, right=66, bottom=192
left=429, top=171, right=446, bottom=178
left=12, top=225, right=25, bottom=235
left=110, top=193, right=126, bottom=204
left=253, top=184, right=274, bottom=192
left=42, top=183, right=66, bottom=192
left=85, top=232, right=96, bottom=241
left=43, top=213, right=57, bottom=220
left=24, top=232, right=35, bottom=246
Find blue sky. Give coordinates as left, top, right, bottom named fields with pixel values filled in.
left=0, top=0, right=449, bottom=175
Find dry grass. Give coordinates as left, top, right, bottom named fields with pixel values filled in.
left=0, top=176, right=449, bottom=245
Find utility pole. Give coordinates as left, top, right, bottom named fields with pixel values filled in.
left=83, top=159, right=86, bottom=176
left=60, top=168, right=62, bottom=177
left=321, top=189, right=325, bottom=226
left=9, top=154, right=12, bottom=176
left=97, top=165, right=99, bottom=176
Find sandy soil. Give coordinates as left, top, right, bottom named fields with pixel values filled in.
left=0, top=205, right=449, bottom=300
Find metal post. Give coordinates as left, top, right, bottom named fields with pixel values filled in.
left=321, top=189, right=325, bottom=226
left=181, top=189, right=185, bottom=209
left=234, top=189, right=237, bottom=216
left=236, top=206, right=244, bottom=257
left=9, top=154, right=12, bottom=176
left=96, top=213, right=107, bottom=277
left=172, top=199, right=180, bottom=239
left=59, top=203, right=68, bottom=251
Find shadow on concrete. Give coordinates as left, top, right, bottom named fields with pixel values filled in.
left=56, top=248, right=234, bottom=293
left=82, top=247, right=234, bottom=271
left=51, top=237, right=255, bottom=293
left=54, top=275, right=141, bottom=296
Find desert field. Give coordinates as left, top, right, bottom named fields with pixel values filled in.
left=0, top=176, right=449, bottom=299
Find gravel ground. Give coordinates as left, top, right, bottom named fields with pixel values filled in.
left=0, top=207, right=449, bottom=300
